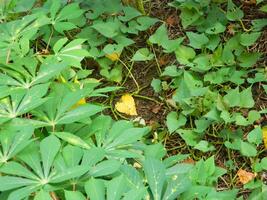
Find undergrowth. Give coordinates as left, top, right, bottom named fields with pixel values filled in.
left=0, top=0, right=266, bottom=199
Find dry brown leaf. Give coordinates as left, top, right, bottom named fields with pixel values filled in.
left=183, top=158, right=195, bottom=165
left=166, top=15, right=177, bottom=26
left=237, top=169, right=256, bottom=184
left=243, top=0, right=257, bottom=5
left=227, top=24, right=236, bottom=35
left=159, top=55, right=169, bottom=66
left=115, top=94, right=137, bottom=116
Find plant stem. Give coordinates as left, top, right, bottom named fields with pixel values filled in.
left=133, top=94, right=161, bottom=104
left=119, top=59, right=140, bottom=93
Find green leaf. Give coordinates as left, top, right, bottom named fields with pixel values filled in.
left=92, top=21, right=120, bottom=38
left=118, top=6, right=141, bottom=21
left=65, top=190, right=86, bottom=200
left=56, top=3, right=84, bottom=21
left=240, top=32, right=261, bottom=46
left=0, top=176, right=36, bottom=191
left=106, top=175, right=126, bottom=200
left=238, top=52, right=261, bottom=68
left=144, top=143, right=166, bottom=160
left=151, top=78, right=162, bottom=93
left=179, top=6, right=201, bottom=28
left=123, top=188, right=146, bottom=200
left=260, top=4, right=267, bottom=12
left=194, top=141, right=215, bottom=152
left=175, top=45, right=196, bottom=65
left=85, top=178, right=105, bottom=200
left=136, top=16, right=158, bottom=31
left=50, top=165, right=89, bottom=183
left=186, top=32, right=209, bottom=49
left=131, top=48, right=154, bottom=61
left=54, top=132, right=90, bottom=149
left=34, top=190, right=53, bottom=200
left=105, top=127, right=150, bottom=149
left=239, top=87, right=255, bottom=108
left=33, top=60, right=68, bottom=85
left=17, top=143, right=43, bottom=178
left=53, top=38, right=89, bottom=67
left=62, top=145, right=84, bottom=167
left=0, top=161, right=39, bottom=180
left=166, top=112, right=186, bottom=133
left=223, top=87, right=254, bottom=108
left=90, top=160, right=121, bottom=177
left=260, top=158, right=267, bottom=170
left=143, top=158, right=166, bottom=200
left=247, top=127, right=262, bottom=146
left=40, top=135, right=61, bottom=178
left=120, top=165, right=143, bottom=189
left=8, top=185, right=41, bottom=200
left=226, top=0, right=244, bottom=21
left=240, top=141, right=257, bottom=157
left=149, top=24, right=183, bottom=52
left=205, top=22, right=226, bottom=35
left=161, top=65, right=182, bottom=77
left=56, top=104, right=103, bottom=124
left=13, top=0, right=35, bottom=12
left=162, top=175, right=191, bottom=200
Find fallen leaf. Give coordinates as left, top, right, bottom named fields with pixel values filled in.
left=262, top=126, right=267, bottom=149
left=105, top=52, right=120, bottom=62
left=227, top=24, right=236, bottom=35
left=183, top=158, right=195, bottom=165
left=115, top=94, right=137, bottom=116
left=152, top=105, right=161, bottom=114
left=159, top=56, right=169, bottom=66
left=243, top=0, right=256, bottom=5
left=166, top=15, right=177, bottom=26
left=237, top=169, right=256, bottom=184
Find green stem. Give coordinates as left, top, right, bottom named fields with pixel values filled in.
left=119, top=59, right=140, bottom=93
left=133, top=94, right=161, bottom=104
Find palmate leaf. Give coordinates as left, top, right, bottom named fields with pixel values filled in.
left=0, top=137, right=91, bottom=200
left=143, top=158, right=166, bottom=200
left=48, top=0, right=84, bottom=33
left=85, top=174, right=145, bottom=200
left=40, top=135, right=61, bottom=178
left=31, top=83, right=104, bottom=126
left=65, top=190, right=86, bottom=200
left=54, top=132, right=91, bottom=149
left=34, top=190, right=53, bottom=200
left=0, top=176, right=37, bottom=191
left=53, top=38, right=89, bottom=67
left=0, top=123, right=34, bottom=165
left=85, top=178, right=105, bottom=200
left=0, top=83, right=49, bottom=122
left=0, top=57, right=68, bottom=89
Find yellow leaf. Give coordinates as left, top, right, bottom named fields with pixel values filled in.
left=115, top=94, right=137, bottom=116
left=71, top=98, right=86, bottom=109
left=237, top=169, right=255, bottom=184
left=58, top=75, right=67, bottom=83
left=263, top=126, right=267, bottom=149
left=105, top=52, right=120, bottom=61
